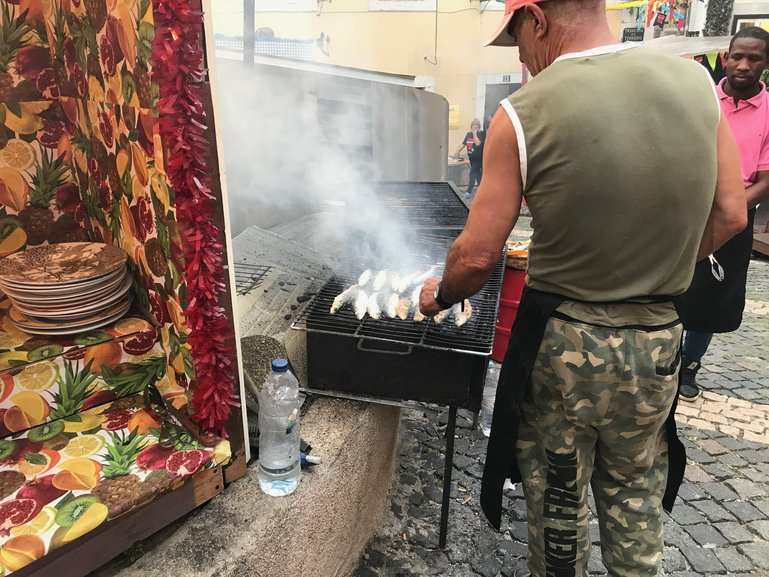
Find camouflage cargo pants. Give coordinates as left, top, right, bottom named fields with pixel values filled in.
left=516, top=315, right=682, bottom=577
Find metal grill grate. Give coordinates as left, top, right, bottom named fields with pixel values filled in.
left=370, top=181, right=470, bottom=230
left=292, top=252, right=503, bottom=356
left=234, top=263, right=273, bottom=295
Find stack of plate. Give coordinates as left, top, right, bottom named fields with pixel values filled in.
left=0, top=242, right=132, bottom=336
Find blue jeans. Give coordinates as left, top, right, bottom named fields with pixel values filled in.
left=682, top=331, right=713, bottom=365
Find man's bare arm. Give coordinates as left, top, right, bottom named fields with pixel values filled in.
left=419, top=109, right=523, bottom=315
left=746, top=170, right=769, bottom=210
left=697, top=115, right=748, bottom=260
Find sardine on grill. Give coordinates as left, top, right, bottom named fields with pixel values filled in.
left=367, top=292, right=384, bottom=319
left=332, top=266, right=475, bottom=327
left=358, top=269, right=372, bottom=287
left=385, top=293, right=399, bottom=318
left=372, top=270, right=389, bottom=292
left=354, top=290, right=369, bottom=319
left=389, top=272, right=401, bottom=293
left=330, top=285, right=360, bottom=314
left=411, top=266, right=437, bottom=287
left=433, top=308, right=451, bottom=324
left=395, top=297, right=411, bottom=320
left=453, top=300, right=473, bottom=327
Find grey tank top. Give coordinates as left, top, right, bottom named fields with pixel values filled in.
left=503, top=45, right=720, bottom=303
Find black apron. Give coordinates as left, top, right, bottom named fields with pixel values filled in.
left=680, top=208, right=756, bottom=333
left=480, top=288, right=687, bottom=531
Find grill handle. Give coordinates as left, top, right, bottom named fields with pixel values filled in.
left=357, top=338, right=413, bottom=356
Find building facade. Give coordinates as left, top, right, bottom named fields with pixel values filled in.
left=212, top=0, right=624, bottom=152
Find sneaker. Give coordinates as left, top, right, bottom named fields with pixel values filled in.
left=679, top=360, right=701, bottom=401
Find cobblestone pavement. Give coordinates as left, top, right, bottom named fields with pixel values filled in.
left=354, top=256, right=769, bottom=577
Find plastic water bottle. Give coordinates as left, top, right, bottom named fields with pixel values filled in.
left=258, top=358, right=301, bottom=496
left=480, top=361, right=498, bottom=437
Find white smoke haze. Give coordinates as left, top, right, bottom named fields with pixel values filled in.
left=216, top=57, right=426, bottom=273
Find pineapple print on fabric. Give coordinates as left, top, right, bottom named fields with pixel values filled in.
left=1, top=0, right=192, bottom=408
left=0, top=337, right=169, bottom=439
left=65, top=96, right=190, bottom=407
left=0, top=394, right=228, bottom=571
left=0, top=111, right=89, bottom=253
left=0, top=3, right=89, bottom=253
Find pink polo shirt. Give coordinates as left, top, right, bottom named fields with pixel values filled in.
left=717, top=78, right=769, bottom=188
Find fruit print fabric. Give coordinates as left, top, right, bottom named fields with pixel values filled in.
left=0, top=100, right=89, bottom=252
left=0, top=0, right=156, bottom=109
left=0, top=0, right=195, bottom=401
left=0, top=309, right=188, bottom=430
left=0, top=393, right=231, bottom=572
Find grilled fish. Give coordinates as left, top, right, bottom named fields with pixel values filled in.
left=453, top=299, right=473, bottom=327
left=411, top=286, right=426, bottom=322
left=433, top=308, right=451, bottom=324
left=353, top=290, right=369, bottom=319
left=395, top=297, right=411, bottom=320
left=389, top=272, right=401, bottom=292
left=373, top=270, right=388, bottom=292
left=358, top=269, right=372, bottom=287
left=385, top=293, right=399, bottom=318
left=411, top=266, right=437, bottom=287
left=410, top=284, right=421, bottom=307
left=397, top=266, right=437, bottom=294
left=396, top=271, right=417, bottom=294
left=367, top=292, right=383, bottom=319
left=330, top=285, right=359, bottom=314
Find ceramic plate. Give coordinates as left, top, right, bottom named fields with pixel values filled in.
left=9, top=304, right=132, bottom=336
left=11, top=275, right=133, bottom=318
left=0, top=264, right=126, bottom=294
left=11, top=300, right=131, bottom=336
left=9, top=295, right=132, bottom=329
left=0, top=243, right=127, bottom=286
left=0, top=267, right=126, bottom=299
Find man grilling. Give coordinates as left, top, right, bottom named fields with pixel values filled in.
left=418, top=1, right=747, bottom=575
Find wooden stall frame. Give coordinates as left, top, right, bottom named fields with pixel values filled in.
left=202, top=0, right=251, bottom=464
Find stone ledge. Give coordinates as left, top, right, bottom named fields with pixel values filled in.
left=93, top=398, right=400, bottom=577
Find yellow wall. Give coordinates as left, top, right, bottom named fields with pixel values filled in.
left=212, top=0, right=624, bottom=151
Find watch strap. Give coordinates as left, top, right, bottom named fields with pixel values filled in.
left=434, top=282, right=452, bottom=310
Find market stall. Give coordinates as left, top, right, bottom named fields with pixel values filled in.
left=0, top=0, right=245, bottom=574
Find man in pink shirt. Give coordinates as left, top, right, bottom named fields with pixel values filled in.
left=680, top=26, right=769, bottom=400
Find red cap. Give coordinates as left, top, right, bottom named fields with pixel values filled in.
left=486, top=0, right=547, bottom=47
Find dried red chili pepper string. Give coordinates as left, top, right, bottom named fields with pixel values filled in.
left=152, top=0, right=236, bottom=436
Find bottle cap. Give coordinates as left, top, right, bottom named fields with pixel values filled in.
left=271, top=358, right=289, bottom=372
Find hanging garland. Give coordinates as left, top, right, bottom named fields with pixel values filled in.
left=151, top=0, right=237, bottom=436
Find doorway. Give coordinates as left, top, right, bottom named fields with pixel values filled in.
left=483, top=82, right=522, bottom=127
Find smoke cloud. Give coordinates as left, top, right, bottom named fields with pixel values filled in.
left=215, top=56, right=427, bottom=272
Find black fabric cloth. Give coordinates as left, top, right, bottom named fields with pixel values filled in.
left=680, top=208, right=756, bottom=333
left=480, top=287, right=687, bottom=531
left=467, top=161, right=482, bottom=194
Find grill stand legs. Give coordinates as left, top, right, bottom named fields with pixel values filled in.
left=439, top=405, right=457, bottom=548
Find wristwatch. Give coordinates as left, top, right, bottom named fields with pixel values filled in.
left=433, top=282, right=452, bottom=310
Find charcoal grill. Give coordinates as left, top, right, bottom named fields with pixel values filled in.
left=293, top=258, right=503, bottom=410
left=291, top=222, right=504, bottom=547
left=369, top=181, right=470, bottom=234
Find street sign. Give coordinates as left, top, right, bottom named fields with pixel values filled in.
left=622, top=27, right=645, bottom=42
